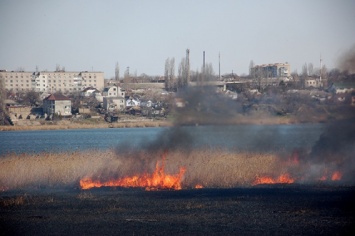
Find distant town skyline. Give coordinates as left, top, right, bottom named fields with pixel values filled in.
left=1, top=0, right=354, bottom=78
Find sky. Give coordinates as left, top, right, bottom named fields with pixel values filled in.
left=1, top=0, right=354, bottom=78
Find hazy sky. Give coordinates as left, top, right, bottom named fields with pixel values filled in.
left=1, top=0, right=354, bottom=78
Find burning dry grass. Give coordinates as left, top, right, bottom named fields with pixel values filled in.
left=2, top=146, right=350, bottom=192
left=166, top=149, right=281, bottom=188
left=0, top=149, right=284, bottom=191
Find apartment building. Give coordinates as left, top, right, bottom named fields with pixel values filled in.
left=250, top=63, right=291, bottom=78
left=0, top=70, right=105, bottom=93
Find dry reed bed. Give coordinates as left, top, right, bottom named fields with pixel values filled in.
left=0, top=149, right=284, bottom=191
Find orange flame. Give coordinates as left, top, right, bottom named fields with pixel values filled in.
left=319, top=170, right=342, bottom=182
left=253, top=173, right=295, bottom=185
left=80, top=157, right=186, bottom=191
left=331, top=171, right=342, bottom=181
left=319, top=175, right=327, bottom=181
left=195, top=184, right=203, bottom=189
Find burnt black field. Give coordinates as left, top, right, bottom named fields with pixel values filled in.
left=1, top=185, right=355, bottom=235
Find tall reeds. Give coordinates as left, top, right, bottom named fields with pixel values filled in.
left=0, top=149, right=282, bottom=190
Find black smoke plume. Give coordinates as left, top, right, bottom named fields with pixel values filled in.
left=173, top=86, right=243, bottom=126
left=338, top=45, right=355, bottom=74
left=290, top=118, right=355, bottom=184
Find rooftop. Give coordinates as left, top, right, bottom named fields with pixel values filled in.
left=44, top=94, right=70, bottom=101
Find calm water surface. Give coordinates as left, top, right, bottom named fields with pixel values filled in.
left=0, top=124, right=325, bottom=155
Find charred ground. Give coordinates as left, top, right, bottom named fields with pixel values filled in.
left=1, top=185, right=354, bottom=235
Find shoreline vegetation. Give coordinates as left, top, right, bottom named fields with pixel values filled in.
left=0, top=113, right=337, bottom=132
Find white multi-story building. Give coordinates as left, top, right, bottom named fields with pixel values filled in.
left=101, top=86, right=126, bottom=112
left=0, top=70, right=105, bottom=93
left=250, top=63, right=291, bottom=78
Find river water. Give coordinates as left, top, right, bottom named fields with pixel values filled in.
left=0, top=124, right=325, bottom=156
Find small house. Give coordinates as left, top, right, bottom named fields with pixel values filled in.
left=81, top=87, right=100, bottom=97
left=43, top=94, right=72, bottom=117
left=102, top=86, right=125, bottom=98
left=126, top=97, right=140, bottom=107
left=102, top=86, right=126, bottom=112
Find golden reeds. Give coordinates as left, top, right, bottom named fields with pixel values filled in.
left=0, top=149, right=283, bottom=190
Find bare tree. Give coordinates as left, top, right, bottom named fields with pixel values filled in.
left=164, top=58, right=170, bottom=91
left=308, top=63, right=314, bottom=76
left=23, top=91, right=40, bottom=107
left=321, top=64, right=328, bottom=81
left=249, top=60, right=255, bottom=77
left=204, top=63, right=215, bottom=81
left=300, top=63, right=309, bottom=89
left=178, top=58, right=189, bottom=89
left=124, top=67, right=130, bottom=80
left=302, top=63, right=308, bottom=77
left=169, top=58, right=175, bottom=90
left=115, top=62, right=120, bottom=83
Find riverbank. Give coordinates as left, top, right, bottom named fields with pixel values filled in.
left=0, top=114, right=329, bottom=132
left=0, top=118, right=172, bottom=131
